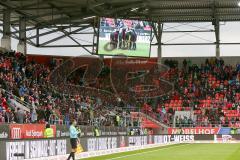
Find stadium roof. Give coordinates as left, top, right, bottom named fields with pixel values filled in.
left=1, top=0, right=240, bottom=26
left=0, top=0, right=240, bottom=52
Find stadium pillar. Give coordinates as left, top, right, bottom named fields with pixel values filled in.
left=216, top=45, right=220, bottom=58
left=157, top=41, right=162, bottom=64
left=157, top=22, right=163, bottom=66
left=17, top=17, right=27, bottom=55
left=1, top=9, right=11, bottom=51
left=214, top=20, right=220, bottom=58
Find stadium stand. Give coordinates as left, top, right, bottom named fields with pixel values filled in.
left=1, top=50, right=240, bottom=129
left=154, top=58, right=240, bottom=127
left=0, top=51, right=129, bottom=127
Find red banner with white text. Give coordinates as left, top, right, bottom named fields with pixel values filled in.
left=168, top=128, right=220, bottom=135
left=9, top=124, right=56, bottom=139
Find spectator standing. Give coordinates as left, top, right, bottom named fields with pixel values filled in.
left=116, top=114, right=120, bottom=126
left=19, top=84, right=27, bottom=97
left=44, top=124, right=54, bottom=138
left=94, top=126, right=100, bottom=137
left=44, top=107, right=52, bottom=122
left=237, top=104, right=240, bottom=114
left=30, top=106, right=38, bottom=123
left=89, top=108, right=94, bottom=125
left=0, top=112, right=5, bottom=123
left=15, top=108, right=25, bottom=123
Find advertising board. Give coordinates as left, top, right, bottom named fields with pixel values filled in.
left=9, top=124, right=56, bottom=139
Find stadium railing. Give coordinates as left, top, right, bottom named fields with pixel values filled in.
left=1, top=88, right=32, bottom=112
left=48, top=114, right=65, bottom=125
left=168, top=121, right=240, bottom=127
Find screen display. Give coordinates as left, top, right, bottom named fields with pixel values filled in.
left=98, top=17, right=152, bottom=57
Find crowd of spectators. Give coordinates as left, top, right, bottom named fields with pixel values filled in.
left=144, top=58, right=240, bottom=127
left=1, top=50, right=240, bottom=128
left=0, top=51, right=127, bottom=127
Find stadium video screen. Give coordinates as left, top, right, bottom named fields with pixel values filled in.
left=98, top=17, right=152, bottom=57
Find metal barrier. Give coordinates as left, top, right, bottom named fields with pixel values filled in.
left=1, top=88, right=33, bottom=111
left=48, top=114, right=65, bottom=125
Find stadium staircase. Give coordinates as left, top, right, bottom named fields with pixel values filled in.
left=1, top=88, right=31, bottom=112
left=131, top=112, right=168, bottom=130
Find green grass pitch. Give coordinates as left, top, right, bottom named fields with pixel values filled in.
left=83, top=143, right=240, bottom=160
left=98, top=40, right=150, bottom=57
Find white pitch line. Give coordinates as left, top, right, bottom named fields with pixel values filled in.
left=105, top=144, right=191, bottom=160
